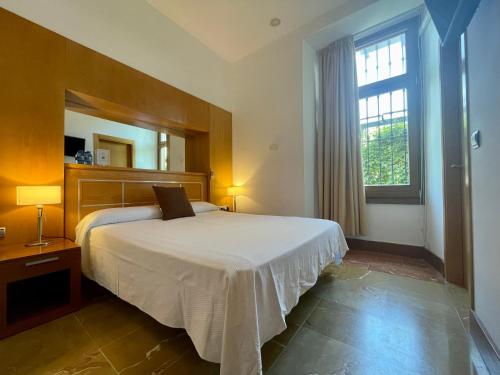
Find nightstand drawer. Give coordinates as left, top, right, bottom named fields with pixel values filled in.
left=0, top=249, right=79, bottom=284
left=24, top=256, right=61, bottom=267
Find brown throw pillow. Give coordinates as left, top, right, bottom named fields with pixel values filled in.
left=153, top=186, right=195, bottom=221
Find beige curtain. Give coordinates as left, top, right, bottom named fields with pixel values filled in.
left=317, top=36, right=366, bottom=236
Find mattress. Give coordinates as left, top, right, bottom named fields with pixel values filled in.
left=75, top=207, right=348, bottom=375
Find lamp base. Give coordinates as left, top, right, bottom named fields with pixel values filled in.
left=25, top=205, right=50, bottom=247
left=25, top=240, right=51, bottom=247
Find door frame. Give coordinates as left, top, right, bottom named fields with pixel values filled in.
left=459, top=33, right=474, bottom=305
left=93, top=133, right=135, bottom=168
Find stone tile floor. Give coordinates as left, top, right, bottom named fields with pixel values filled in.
left=0, top=250, right=489, bottom=375
left=343, top=250, right=444, bottom=283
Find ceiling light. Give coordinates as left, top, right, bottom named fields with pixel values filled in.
left=270, top=18, right=281, bottom=27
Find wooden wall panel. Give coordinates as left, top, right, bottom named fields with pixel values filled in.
left=181, top=183, right=203, bottom=201
left=0, top=8, right=232, bottom=246
left=80, top=182, right=122, bottom=206
left=0, top=9, right=66, bottom=245
left=185, top=133, right=210, bottom=173
left=124, top=183, right=159, bottom=204
left=209, top=105, right=233, bottom=207
left=124, top=182, right=188, bottom=204
left=65, top=41, right=210, bottom=133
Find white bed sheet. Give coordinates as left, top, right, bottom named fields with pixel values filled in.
left=76, top=209, right=348, bottom=375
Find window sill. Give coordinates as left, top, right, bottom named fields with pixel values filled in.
left=366, top=196, right=422, bottom=205
left=365, top=184, right=422, bottom=205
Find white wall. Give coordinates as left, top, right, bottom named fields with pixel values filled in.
left=0, top=0, right=230, bottom=111
left=421, top=17, right=445, bottom=258
left=230, top=34, right=306, bottom=216
left=355, top=204, right=424, bottom=246
left=64, top=110, right=157, bottom=170
left=357, top=204, right=425, bottom=246
left=467, top=0, right=500, bottom=350
left=230, top=0, right=426, bottom=246
left=302, top=41, right=319, bottom=218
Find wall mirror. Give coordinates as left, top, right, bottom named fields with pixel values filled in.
left=64, top=109, right=186, bottom=172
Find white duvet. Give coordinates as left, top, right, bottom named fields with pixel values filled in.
left=75, top=206, right=348, bottom=375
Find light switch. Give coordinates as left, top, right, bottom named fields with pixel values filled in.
left=0, top=227, right=5, bottom=239
left=471, top=130, right=481, bottom=149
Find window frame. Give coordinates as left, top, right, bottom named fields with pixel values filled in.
left=355, top=17, right=422, bottom=205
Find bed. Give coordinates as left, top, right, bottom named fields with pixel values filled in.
left=65, top=165, right=348, bottom=375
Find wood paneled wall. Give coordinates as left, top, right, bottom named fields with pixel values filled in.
left=64, top=41, right=211, bottom=133
left=0, top=8, right=232, bottom=246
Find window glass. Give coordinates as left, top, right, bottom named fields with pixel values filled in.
left=359, top=89, right=409, bottom=186
left=356, top=33, right=406, bottom=86
left=159, top=145, right=167, bottom=171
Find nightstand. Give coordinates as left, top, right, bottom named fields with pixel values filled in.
left=0, top=239, right=81, bottom=339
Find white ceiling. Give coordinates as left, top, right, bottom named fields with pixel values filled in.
left=146, top=0, right=349, bottom=62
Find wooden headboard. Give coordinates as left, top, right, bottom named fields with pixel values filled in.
left=64, top=164, right=208, bottom=240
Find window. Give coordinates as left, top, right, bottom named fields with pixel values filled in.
left=158, top=132, right=169, bottom=171
left=355, top=17, right=422, bottom=204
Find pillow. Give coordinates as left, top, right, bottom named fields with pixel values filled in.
left=75, top=205, right=161, bottom=245
left=191, top=201, right=219, bottom=214
left=153, top=186, right=195, bottom=221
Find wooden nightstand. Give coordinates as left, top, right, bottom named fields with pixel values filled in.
left=0, top=239, right=81, bottom=339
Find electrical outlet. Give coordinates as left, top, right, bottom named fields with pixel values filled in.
left=0, top=227, right=5, bottom=239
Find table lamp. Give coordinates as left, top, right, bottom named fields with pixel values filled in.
left=16, top=186, right=61, bottom=247
left=227, top=186, right=243, bottom=212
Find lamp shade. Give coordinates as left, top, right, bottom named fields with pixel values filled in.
left=227, top=186, right=243, bottom=197
left=17, top=186, right=61, bottom=206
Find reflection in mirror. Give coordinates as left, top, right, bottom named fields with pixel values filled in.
left=64, top=109, right=185, bottom=171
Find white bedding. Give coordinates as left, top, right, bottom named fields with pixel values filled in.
left=75, top=206, right=348, bottom=375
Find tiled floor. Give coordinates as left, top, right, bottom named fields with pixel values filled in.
left=0, top=250, right=489, bottom=375
left=343, top=249, right=444, bottom=283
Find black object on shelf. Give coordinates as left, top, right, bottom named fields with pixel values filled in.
left=64, top=136, right=85, bottom=157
